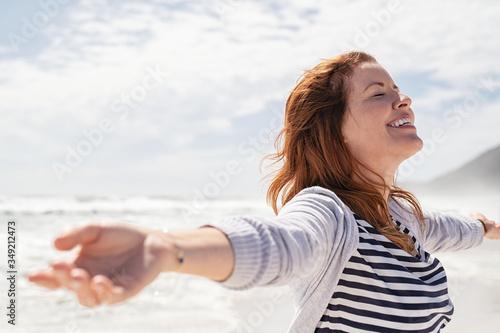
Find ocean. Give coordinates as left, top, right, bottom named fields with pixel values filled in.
left=0, top=193, right=499, bottom=332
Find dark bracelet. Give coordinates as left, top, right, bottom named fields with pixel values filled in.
left=162, top=228, right=184, bottom=271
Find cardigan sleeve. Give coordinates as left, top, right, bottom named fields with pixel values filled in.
left=205, top=187, right=352, bottom=290
left=420, top=209, right=484, bottom=253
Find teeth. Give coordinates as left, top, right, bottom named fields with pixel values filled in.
left=388, top=117, right=413, bottom=127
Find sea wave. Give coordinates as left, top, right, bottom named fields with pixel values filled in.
left=0, top=195, right=270, bottom=216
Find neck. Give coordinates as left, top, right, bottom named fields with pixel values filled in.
left=380, top=175, right=394, bottom=202
left=356, top=164, right=397, bottom=203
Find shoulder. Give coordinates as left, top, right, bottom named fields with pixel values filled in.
left=388, top=196, right=424, bottom=239
left=277, top=186, right=357, bottom=238
left=280, top=186, right=353, bottom=216
left=388, top=196, right=419, bottom=222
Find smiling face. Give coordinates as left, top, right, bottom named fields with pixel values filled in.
left=342, top=62, right=423, bottom=177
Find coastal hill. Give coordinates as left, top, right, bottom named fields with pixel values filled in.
left=402, top=145, right=500, bottom=195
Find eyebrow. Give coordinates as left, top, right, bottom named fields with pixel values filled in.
left=363, top=82, right=399, bottom=92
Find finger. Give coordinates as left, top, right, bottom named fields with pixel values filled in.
left=69, top=268, right=100, bottom=307
left=27, top=269, right=61, bottom=290
left=54, top=223, right=102, bottom=251
left=51, top=260, right=78, bottom=288
left=91, top=275, right=126, bottom=305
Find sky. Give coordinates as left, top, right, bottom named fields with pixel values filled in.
left=0, top=0, right=499, bottom=197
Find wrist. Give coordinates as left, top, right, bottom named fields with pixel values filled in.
left=162, top=229, right=185, bottom=272
left=470, top=213, right=499, bottom=240
left=149, top=229, right=184, bottom=273
left=477, top=219, right=488, bottom=236
left=150, top=227, right=234, bottom=281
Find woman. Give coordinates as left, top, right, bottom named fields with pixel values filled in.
left=29, top=51, right=500, bottom=332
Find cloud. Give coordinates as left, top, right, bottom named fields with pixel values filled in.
left=1, top=0, right=499, bottom=195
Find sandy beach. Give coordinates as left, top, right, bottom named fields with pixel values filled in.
left=0, top=194, right=498, bottom=332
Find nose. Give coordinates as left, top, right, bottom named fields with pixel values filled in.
left=394, top=93, right=412, bottom=109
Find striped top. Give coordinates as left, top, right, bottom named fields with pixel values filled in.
left=315, top=214, right=454, bottom=333
left=213, top=186, right=484, bottom=332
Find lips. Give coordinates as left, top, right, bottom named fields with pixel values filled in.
left=387, top=117, right=413, bottom=128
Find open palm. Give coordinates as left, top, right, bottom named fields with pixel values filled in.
left=28, top=222, right=173, bottom=307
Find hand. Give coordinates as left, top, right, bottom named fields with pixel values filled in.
left=27, top=222, right=177, bottom=307
left=470, top=212, right=500, bottom=240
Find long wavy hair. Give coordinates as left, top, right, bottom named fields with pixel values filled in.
left=265, top=51, right=424, bottom=255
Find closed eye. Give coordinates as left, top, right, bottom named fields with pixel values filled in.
left=373, top=93, right=384, bottom=97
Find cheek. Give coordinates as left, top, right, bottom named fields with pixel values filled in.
left=341, top=114, right=358, bottom=145
left=342, top=119, right=367, bottom=154
left=342, top=112, right=388, bottom=158
left=343, top=114, right=381, bottom=143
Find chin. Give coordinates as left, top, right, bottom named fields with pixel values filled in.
left=399, top=136, right=424, bottom=160
left=409, top=138, right=424, bottom=156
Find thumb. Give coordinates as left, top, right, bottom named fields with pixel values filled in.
left=54, top=223, right=102, bottom=251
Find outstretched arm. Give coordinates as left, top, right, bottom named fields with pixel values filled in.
left=28, top=187, right=355, bottom=308
left=470, top=212, right=500, bottom=239
left=27, top=222, right=234, bottom=307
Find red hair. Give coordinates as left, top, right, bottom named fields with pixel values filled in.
left=265, top=51, right=423, bottom=255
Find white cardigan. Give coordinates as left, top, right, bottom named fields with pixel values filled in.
left=208, top=186, right=484, bottom=332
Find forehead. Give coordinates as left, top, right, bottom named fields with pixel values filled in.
left=349, top=62, right=393, bottom=92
